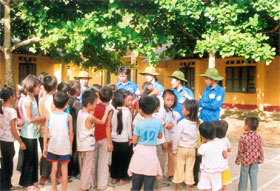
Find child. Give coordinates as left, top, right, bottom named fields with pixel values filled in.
left=38, top=74, right=57, bottom=185
left=197, top=122, right=227, bottom=191
left=0, top=87, right=26, bottom=190
left=77, top=90, right=111, bottom=191
left=19, top=75, right=46, bottom=190
left=212, top=120, right=232, bottom=191
left=43, top=91, right=73, bottom=191
left=93, top=86, right=114, bottom=191
left=68, top=80, right=82, bottom=178
left=128, top=96, right=163, bottom=191
left=161, top=89, right=180, bottom=180
left=235, top=117, right=264, bottom=191
left=110, top=92, right=132, bottom=185
left=172, top=100, right=200, bottom=191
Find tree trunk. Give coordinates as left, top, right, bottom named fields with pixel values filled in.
left=208, top=49, right=215, bottom=68
left=2, top=0, right=15, bottom=89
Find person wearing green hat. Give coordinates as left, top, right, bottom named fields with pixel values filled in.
left=74, top=71, right=92, bottom=101
left=199, top=68, right=225, bottom=122
left=140, top=66, right=164, bottom=96
left=168, top=70, right=194, bottom=120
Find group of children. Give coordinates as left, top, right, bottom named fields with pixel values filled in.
left=0, top=71, right=264, bottom=191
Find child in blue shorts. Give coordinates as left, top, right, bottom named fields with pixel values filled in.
left=43, top=91, right=73, bottom=191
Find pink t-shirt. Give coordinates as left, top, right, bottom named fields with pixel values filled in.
left=0, top=107, right=17, bottom=142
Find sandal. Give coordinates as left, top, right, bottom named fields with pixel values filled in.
left=24, top=186, right=39, bottom=191
left=11, top=186, right=21, bottom=190
left=117, top=180, right=129, bottom=186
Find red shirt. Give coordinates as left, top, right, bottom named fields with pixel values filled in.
left=235, top=130, right=264, bottom=166
left=94, top=104, right=107, bottom=141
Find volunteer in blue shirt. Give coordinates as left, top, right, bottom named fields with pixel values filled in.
left=75, top=71, right=91, bottom=101
left=168, top=70, right=194, bottom=120
left=139, top=66, right=164, bottom=96
left=199, top=68, right=225, bottom=122
left=116, top=66, right=138, bottom=98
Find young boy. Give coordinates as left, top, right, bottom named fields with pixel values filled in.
left=68, top=80, right=82, bottom=178
left=43, top=91, right=73, bottom=191
left=128, top=96, right=163, bottom=191
left=236, top=117, right=264, bottom=191
left=77, top=90, right=111, bottom=191
left=93, top=86, right=114, bottom=191
left=38, top=74, right=57, bottom=185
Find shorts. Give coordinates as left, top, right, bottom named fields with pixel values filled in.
left=47, top=152, right=70, bottom=163
left=222, top=168, right=232, bottom=185
left=197, top=171, right=222, bottom=191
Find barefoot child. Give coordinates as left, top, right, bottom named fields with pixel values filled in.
left=43, top=91, right=73, bottom=191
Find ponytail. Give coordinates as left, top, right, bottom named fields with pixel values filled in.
left=0, top=99, right=3, bottom=114
left=117, top=108, right=123, bottom=135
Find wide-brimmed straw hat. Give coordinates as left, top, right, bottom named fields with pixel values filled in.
left=168, top=71, right=188, bottom=82
left=74, top=71, right=92, bottom=79
left=139, top=66, right=160, bottom=76
left=200, top=68, right=224, bottom=81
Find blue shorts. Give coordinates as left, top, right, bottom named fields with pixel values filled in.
left=47, top=152, right=70, bottom=163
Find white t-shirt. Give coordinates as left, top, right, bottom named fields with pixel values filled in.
left=0, top=107, right=17, bottom=142
left=198, top=140, right=228, bottom=173
left=215, top=137, right=231, bottom=165
left=48, top=112, right=71, bottom=155
left=111, top=107, right=132, bottom=142
left=172, top=119, right=199, bottom=153
left=160, top=108, right=180, bottom=142
left=76, top=110, right=95, bottom=151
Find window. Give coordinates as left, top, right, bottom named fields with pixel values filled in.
left=19, top=61, right=37, bottom=84
left=226, top=66, right=256, bottom=93
left=107, top=70, right=111, bottom=84
left=180, top=67, right=195, bottom=93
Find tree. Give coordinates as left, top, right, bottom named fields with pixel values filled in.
left=0, top=0, right=131, bottom=88
left=122, top=0, right=280, bottom=67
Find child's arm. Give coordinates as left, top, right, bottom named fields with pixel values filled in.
left=227, top=148, right=232, bottom=153
left=25, top=100, right=45, bottom=123
left=132, top=135, right=138, bottom=145
left=235, top=137, right=244, bottom=165
left=106, top=111, right=114, bottom=152
left=91, top=106, right=112, bottom=125
left=68, top=115, right=74, bottom=155
left=10, top=118, right=26, bottom=150
left=157, top=132, right=163, bottom=139
left=222, top=150, right=228, bottom=159
left=43, top=118, right=49, bottom=158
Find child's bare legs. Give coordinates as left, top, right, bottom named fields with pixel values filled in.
left=176, top=183, right=180, bottom=191
left=222, top=185, right=228, bottom=191
left=51, top=161, right=58, bottom=191
left=61, top=163, right=68, bottom=191
left=185, top=184, right=190, bottom=191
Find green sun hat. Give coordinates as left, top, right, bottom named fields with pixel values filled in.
left=200, top=68, right=224, bottom=81
left=168, top=71, right=188, bottom=82
left=139, top=66, right=160, bottom=76
left=74, top=71, right=92, bottom=80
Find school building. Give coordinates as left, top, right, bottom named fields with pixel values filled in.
left=0, top=53, right=279, bottom=112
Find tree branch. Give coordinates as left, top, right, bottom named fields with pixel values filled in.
left=176, top=27, right=200, bottom=40
left=0, top=0, right=6, bottom=6
left=11, top=37, right=42, bottom=51
left=262, top=23, right=280, bottom=34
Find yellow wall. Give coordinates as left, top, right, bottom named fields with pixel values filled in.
left=0, top=54, right=59, bottom=88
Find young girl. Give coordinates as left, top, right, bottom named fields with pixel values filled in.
left=0, top=87, right=26, bottom=190
left=161, top=89, right=181, bottom=180
left=197, top=122, right=228, bottom=191
left=19, top=75, right=46, bottom=191
left=172, top=100, right=200, bottom=191
left=212, top=120, right=232, bottom=191
left=110, top=92, right=132, bottom=185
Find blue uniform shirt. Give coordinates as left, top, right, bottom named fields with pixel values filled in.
left=78, top=86, right=90, bottom=101
left=153, top=81, right=164, bottom=96
left=134, top=118, right=163, bottom=146
left=172, top=86, right=194, bottom=120
left=199, top=84, right=225, bottom=122
left=116, top=80, right=138, bottom=97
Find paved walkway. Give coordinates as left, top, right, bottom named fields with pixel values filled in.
left=10, top=139, right=280, bottom=191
